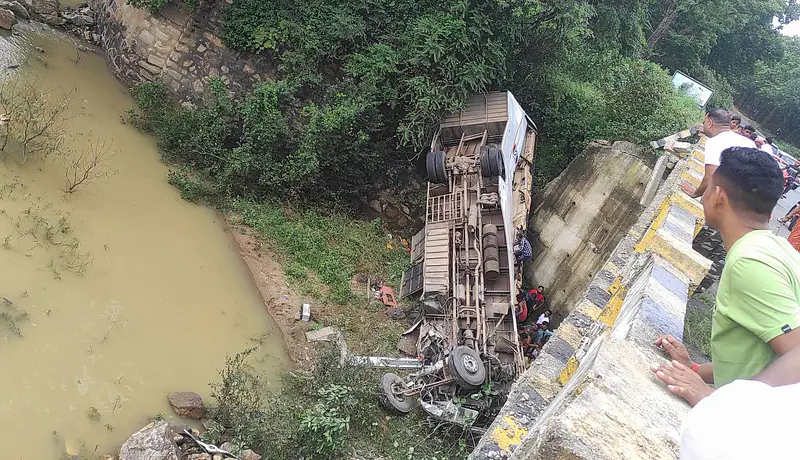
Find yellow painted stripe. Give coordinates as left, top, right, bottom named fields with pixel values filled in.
left=680, top=170, right=702, bottom=187
left=490, top=415, right=529, bottom=452
left=557, top=356, right=580, bottom=386
left=598, top=286, right=627, bottom=327
left=634, top=197, right=671, bottom=253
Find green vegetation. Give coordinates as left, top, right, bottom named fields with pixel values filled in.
left=685, top=294, right=715, bottom=359
left=738, top=37, right=800, bottom=147
left=208, top=347, right=469, bottom=460
left=230, top=199, right=407, bottom=304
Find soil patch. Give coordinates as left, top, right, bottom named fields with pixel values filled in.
left=228, top=221, right=316, bottom=366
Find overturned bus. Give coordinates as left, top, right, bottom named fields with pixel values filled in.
left=383, top=92, right=537, bottom=429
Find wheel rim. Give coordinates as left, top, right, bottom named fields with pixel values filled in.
left=461, top=354, right=479, bottom=374
left=391, top=382, right=405, bottom=401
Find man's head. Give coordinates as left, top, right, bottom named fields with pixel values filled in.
left=766, top=137, right=774, bottom=145
left=537, top=285, right=544, bottom=293
left=704, top=109, right=731, bottom=137
left=541, top=321, right=549, bottom=330
left=544, top=309, right=552, bottom=316
left=731, top=115, right=742, bottom=131
left=742, top=124, right=756, bottom=138
left=702, top=147, right=783, bottom=230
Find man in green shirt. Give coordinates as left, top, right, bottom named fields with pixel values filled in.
left=653, top=146, right=800, bottom=406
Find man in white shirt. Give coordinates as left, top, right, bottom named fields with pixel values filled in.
left=680, top=108, right=756, bottom=199
left=680, top=337, right=800, bottom=459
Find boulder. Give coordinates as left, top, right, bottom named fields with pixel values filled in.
left=21, top=0, right=57, bottom=16
left=167, top=391, right=205, bottom=419
left=119, top=421, right=180, bottom=460
left=240, top=450, right=262, bottom=460
left=0, top=0, right=28, bottom=19
left=0, top=8, right=17, bottom=29
left=38, top=12, right=64, bottom=25
left=61, top=10, right=92, bottom=25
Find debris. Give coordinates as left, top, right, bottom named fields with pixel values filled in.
left=182, top=429, right=232, bottom=457
left=305, top=326, right=338, bottom=342
left=387, top=307, right=406, bottom=319
left=300, top=303, right=311, bottom=321
left=420, top=399, right=479, bottom=427
left=348, top=355, right=423, bottom=369
left=379, top=285, right=398, bottom=307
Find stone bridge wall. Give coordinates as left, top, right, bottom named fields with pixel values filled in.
left=525, top=140, right=654, bottom=319
left=89, top=0, right=272, bottom=101
left=471, top=138, right=712, bottom=459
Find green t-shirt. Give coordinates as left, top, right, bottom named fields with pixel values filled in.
left=711, top=230, right=800, bottom=387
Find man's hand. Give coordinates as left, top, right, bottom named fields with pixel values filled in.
left=655, top=334, right=693, bottom=368
left=679, top=181, right=698, bottom=197
left=651, top=360, right=714, bottom=407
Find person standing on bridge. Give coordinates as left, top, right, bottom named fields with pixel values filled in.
left=730, top=114, right=742, bottom=133
left=680, top=109, right=755, bottom=199
left=652, top=147, right=800, bottom=407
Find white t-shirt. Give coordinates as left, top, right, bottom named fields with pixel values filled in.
left=760, top=144, right=775, bottom=155
left=681, top=379, right=800, bottom=459
left=704, top=131, right=756, bottom=166
left=536, top=314, right=549, bottom=325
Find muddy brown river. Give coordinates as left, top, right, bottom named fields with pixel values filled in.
left=0, top=25, right=288, bottom=458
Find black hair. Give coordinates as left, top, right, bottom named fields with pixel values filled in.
left=742, top=124, right=754, bottom=132
left=706, top=108, right=731, bottom=126
left=731, top=114, right=742, bottom=122
left=766, top=137, right=774, bottom=144
left=715, top=147, right=783, bottom=217
left=537, top=285, right=544, bottom=291
left=545, top=309, right=552, bottom=315
left=541, top=321, right=549, bottom=328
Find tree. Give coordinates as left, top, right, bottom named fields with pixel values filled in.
left=61, top=139, right=116, bottom=194
left=0, top=80, right=72, bottom=164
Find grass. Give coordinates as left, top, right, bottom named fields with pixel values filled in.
left=228, top=198, right=411, bottom=355
left=208, top=345, right=470, bottom=460
left=684, top=293, right=714, bottom=359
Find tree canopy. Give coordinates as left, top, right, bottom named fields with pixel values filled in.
left=129, top=0, right=800, bottom=206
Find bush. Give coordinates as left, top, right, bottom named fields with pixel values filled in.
left=520, top=46, right=702, bottom=185
left=207, top=345, right=468, bottom=459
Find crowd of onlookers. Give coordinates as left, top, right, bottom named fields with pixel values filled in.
left=513, top=286, right=553, bottom=361
left=659, top=108, right=800, bottom=459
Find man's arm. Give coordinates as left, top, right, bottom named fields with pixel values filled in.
left=754, top=332, right=800, bottom=386
left=693, top=164, right=717, bottom=198
left=679, top=164, right=717, bottom=198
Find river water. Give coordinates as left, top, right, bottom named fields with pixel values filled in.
left=0, top=24, right=288, bottom=458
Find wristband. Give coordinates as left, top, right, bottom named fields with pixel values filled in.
left=691, top=362, right=699, bottom=373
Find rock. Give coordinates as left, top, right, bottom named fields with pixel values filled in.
left=21, top=0, right=57, bottom=16
left=62, top=11, right=93, bottom=25
left=119, top=421, right=180, bottom=460
left=240, top=450, right=261, bottom=460
left=187, top=455, right=211, bottom=460
left=38, top=12, right=64, bottom=25
left=212, top=455, right=223, bottom=460
left=0, top=0, right=28, bottom=19
left=167, top=392, right=205, bottom=419
left=0, top=7, right=16, bottom=29
left=219, top=442, right=233, bottom=452
left=34, top=45, right=44, bottom=52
